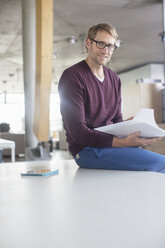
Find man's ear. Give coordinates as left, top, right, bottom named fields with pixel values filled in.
left=86, top=38, right=91, bottom=49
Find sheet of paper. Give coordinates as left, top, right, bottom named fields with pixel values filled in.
left=133, top=108, right=157, bottom=127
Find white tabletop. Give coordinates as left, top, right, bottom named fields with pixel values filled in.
left=1, top=159, right=165, bottom=248
left=0, top=138, right=15, bottom=146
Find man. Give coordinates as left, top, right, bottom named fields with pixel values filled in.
left=58, top=23, right=165, bottom=172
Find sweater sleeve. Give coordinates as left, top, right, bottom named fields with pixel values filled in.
left=58, top=70, right=116, bottom=148
left=111, top=77, right=123, bottom=123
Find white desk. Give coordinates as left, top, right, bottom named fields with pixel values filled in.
left=0, top=138, right=15, bottom=162
left=0, top=159, right=165, bottom=248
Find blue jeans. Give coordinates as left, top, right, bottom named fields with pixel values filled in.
left=74, top=147, right=165, bottom=173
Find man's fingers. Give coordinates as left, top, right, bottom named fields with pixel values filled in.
left=125, top=116, right=134, bottom=121
left=140, top=137, right=162, bottom=147
left=126, top=132, right=162, bottom=147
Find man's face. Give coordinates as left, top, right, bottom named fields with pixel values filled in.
left=86, top=30, right=116, bottom=66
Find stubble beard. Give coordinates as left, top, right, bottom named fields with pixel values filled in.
left=96, top=55, right=111, bottom=66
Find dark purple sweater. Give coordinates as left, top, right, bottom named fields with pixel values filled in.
left=58, top=60, right=123, bottom=157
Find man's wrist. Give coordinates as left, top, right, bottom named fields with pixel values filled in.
left=112, top=136, right=127, bottom=147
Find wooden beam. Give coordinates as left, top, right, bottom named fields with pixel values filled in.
left=34, top=0, right=53, bottom=142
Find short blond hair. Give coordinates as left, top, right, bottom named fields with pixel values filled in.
left=87, top=23, right=119, bottom=42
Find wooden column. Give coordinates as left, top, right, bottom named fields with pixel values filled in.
left=34, top=0, right=53, bottom=142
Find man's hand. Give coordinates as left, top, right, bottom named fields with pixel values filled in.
left=125, top=116, right=134, bottom=121
left=112, top=131, right=161, bottom=148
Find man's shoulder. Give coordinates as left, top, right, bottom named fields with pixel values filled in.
left=59, top=60, right=86, bottom=88
left=104, top=66, right=120, bottom=81
left=104, top=66, right=117, bottom=76
left=64, top=60, right=86, bottom=75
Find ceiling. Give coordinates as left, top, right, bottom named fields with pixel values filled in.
left=0, top=0, right=164, bottom=93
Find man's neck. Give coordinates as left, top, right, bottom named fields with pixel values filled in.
left=85, top=57, right=104, bottom=78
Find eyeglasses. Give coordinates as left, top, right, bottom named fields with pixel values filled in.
left=90, top=38, right=117, bottom=52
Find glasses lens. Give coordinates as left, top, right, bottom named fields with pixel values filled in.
left=96, top=41, right=105, bottom=49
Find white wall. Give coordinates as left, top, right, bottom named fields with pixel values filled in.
left=118, top=63, right=164, bottom=121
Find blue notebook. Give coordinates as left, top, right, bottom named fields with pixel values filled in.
left=21, top=168, right=59, bottom=176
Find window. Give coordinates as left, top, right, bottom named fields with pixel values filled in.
left=0, top=93, right=24, bottom=132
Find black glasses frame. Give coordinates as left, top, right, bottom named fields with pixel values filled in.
left=90, top=38, right=117, bottom=51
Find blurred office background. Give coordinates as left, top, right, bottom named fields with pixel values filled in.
left=0, top=0, right=165, bottom=162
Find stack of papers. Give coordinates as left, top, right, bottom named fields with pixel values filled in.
left=95, top=108, right=165, bottom=138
